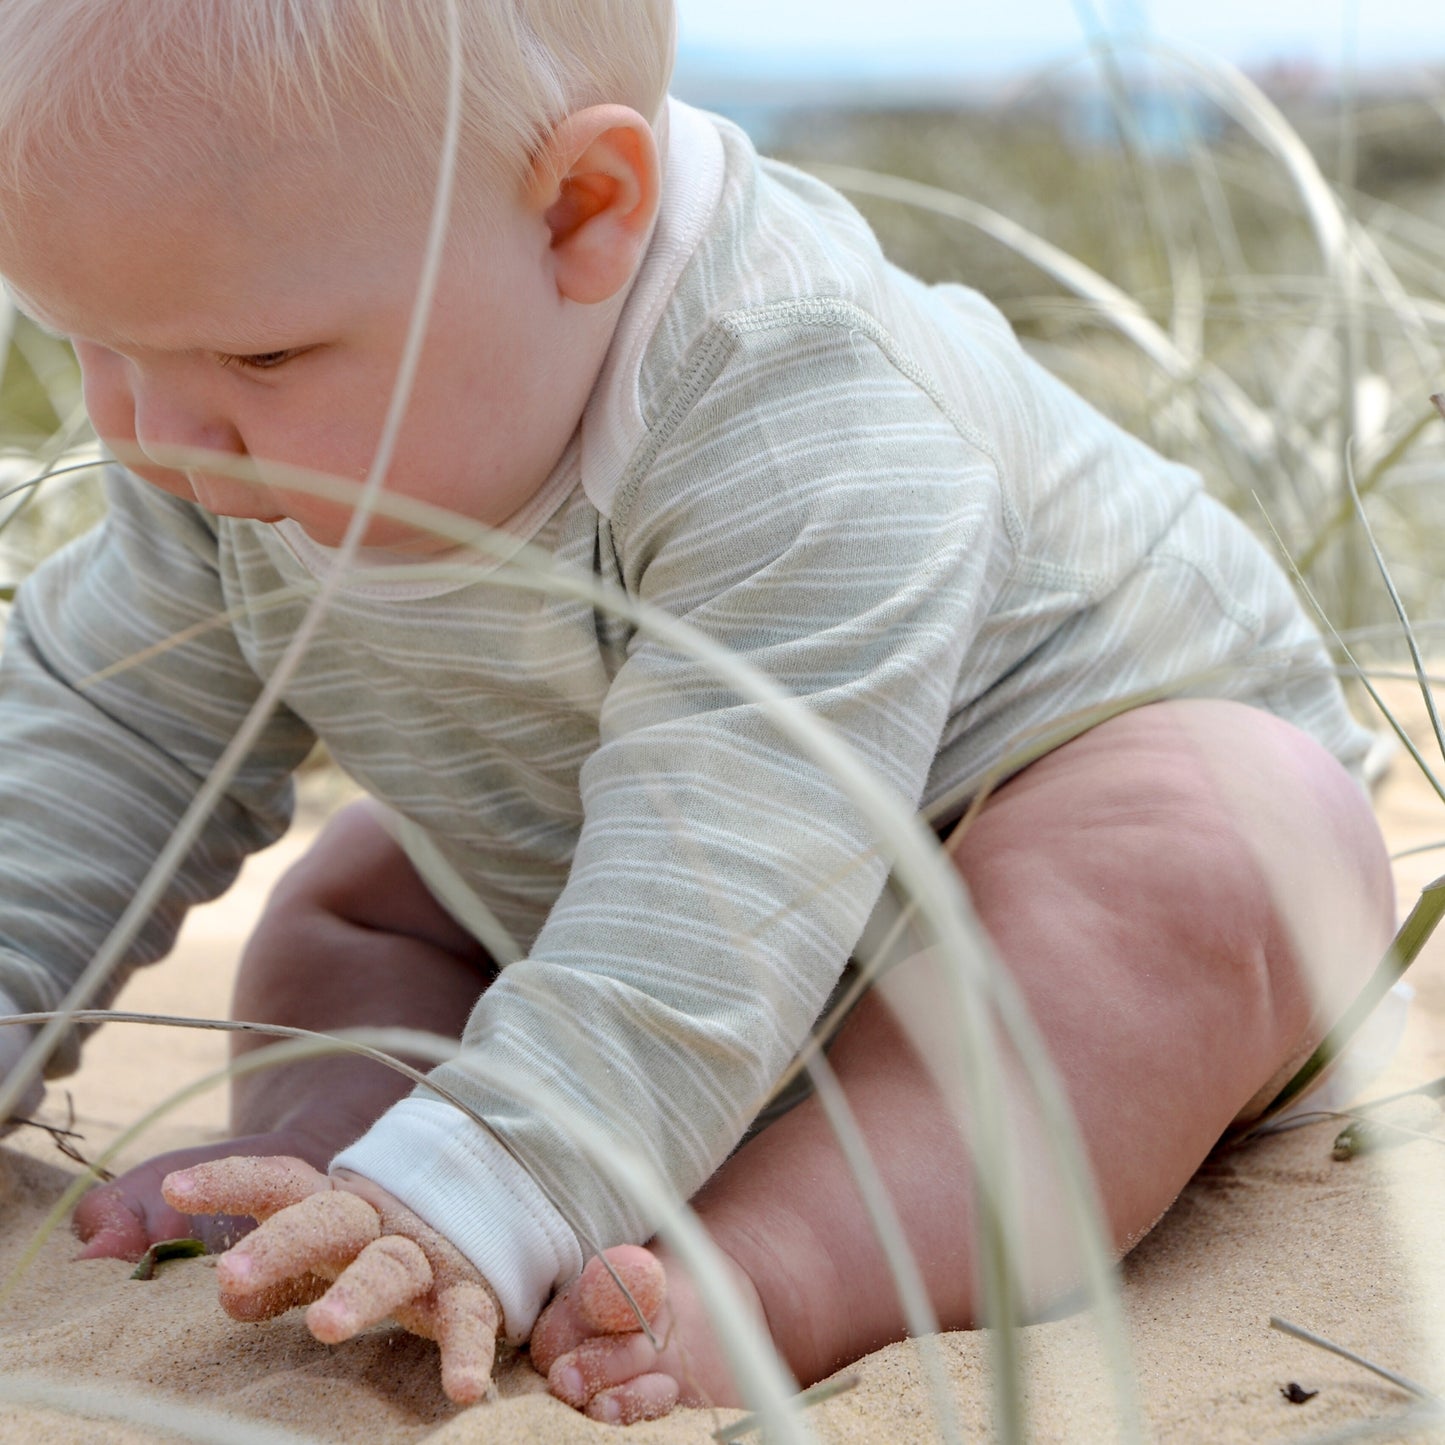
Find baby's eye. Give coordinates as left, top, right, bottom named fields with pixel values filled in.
left=220, top=348, right=303, bottom=372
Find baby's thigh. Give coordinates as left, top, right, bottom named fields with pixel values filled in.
left=941, top=698, right=1393, bottom=1135
left=255, top=798, right=487, bottom=963
left=232, top=798, right=496, bottom=1057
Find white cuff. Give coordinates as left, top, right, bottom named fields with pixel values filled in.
left=331, top=1098, right=584, bottom=1342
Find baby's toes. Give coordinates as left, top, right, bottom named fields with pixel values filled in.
left=576, top=1247, right=666, bottom=1333
left=585, top=1373, right=681, bottom=1426
left=548, top=1334, right=679, bottom=1423
left=531, top=1245, right=666, bottom=1374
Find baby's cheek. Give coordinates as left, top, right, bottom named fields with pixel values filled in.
left=74, top=341, right=130, bottom=432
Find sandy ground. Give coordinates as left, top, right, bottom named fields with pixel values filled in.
left=5, top=702, right=1445, bottom=1443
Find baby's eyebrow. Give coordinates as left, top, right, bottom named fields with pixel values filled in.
left=0, top=284, right=318, bottom=355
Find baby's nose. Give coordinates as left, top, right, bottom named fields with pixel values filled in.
left=131, top=382, right=243, bottom=473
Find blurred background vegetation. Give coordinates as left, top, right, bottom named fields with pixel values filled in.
left=4, top=60, right=1445, bottom=654
left=756, top=74, right=1445, bottom=650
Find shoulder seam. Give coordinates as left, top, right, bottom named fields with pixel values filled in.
left=610, top=325, right=741, bottom=535
left=721, top=299, right=1002, bottom=466
left=616, top=298, right=1018, bottom=545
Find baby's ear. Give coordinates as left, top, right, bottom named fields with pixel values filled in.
left=530, top=105, right=660, bottom=306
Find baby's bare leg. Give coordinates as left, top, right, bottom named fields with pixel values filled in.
left=74, top=799, right=492, bottom=1258
left=533, top=699, right=1395, bottom=1418
left=226, top=798, right=493, bottom=1148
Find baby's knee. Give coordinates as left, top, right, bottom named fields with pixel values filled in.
left=972, top=699, right=1393, bottom=1027
left=1160, top=701, right=1394, bottom=1034
left=253, top=798, right=472, bottom=944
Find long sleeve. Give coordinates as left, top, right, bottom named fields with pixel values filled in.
left=336, top=321, right=1014, bottom=1337
left=0, top=469, right=315, bottom=1070
left=330, top=101, right=1372, bottom=1341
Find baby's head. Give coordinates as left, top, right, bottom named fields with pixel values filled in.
left=0, top=0, right=676, bottom=548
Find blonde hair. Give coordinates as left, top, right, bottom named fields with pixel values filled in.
left=0, top=0, right=676, bottom=217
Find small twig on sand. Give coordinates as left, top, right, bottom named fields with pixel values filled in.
left=1270, top=1316, right=1441, bottom=1401
left=10, top=1093, right=114, bottom=1181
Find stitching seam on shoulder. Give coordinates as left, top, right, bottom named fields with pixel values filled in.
left=719, top=299, right=1003, bottom=470
left=611, top=326, right=742, bottom=534
left=616, top=298, right=1023, bottom=550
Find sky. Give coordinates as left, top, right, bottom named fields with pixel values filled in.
left=674, top=0, right=1445, bottom=81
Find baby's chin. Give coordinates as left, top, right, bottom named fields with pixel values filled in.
left=273, top=514, right=465, bottom=562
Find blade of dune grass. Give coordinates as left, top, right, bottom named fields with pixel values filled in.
left=0, top=291, right=15, bottom=399
left=1296, top=405, right=1443, bottom=577
left=1069, top=5, right=1187, bottom=307
left=1288, top=1408, right=1445, bottom=1445
left=1248, top=876, right=1445, bottom=1127
left=1270, top=1316, right=1441, bottom=1402
left=0, top=1376, right=318, bottom=1445
left=1260, top=504, right=1445, bottom=812
left=0, top=457, right=105, bottom=520
left=1339, top=443, right=1445, bottom=764
left=1136, top=45, right=1351, bottom=285
left=801, top=1051, right=967, bottom=1445
left=711, top=1375, right=862, bottom=1443
left=1345, top=215, right=1442, bottom=375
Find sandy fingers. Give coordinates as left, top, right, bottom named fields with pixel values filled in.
left=306, top=1235, right=433, bottom=1343
left=217, top=1189, right=381, bottom=1298
left=161, top=1155, right=330, bottom=1221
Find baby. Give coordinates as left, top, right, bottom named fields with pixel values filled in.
left=0, top=0, right=1395, bottom=1426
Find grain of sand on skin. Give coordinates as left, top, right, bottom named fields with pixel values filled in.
left=4, top=700, right=1445, bottom=1442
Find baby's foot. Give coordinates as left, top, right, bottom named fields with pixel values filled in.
left=530, top=1244, right=766, bottom=1424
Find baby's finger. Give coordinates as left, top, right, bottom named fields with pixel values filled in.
left=217, top=1190, right=380, bottom=1298
left=222, top=1271, right=332, bottom=1323
left=434, top=1282, right=502, bottom=1406
left=163, top=1156, right=329, bottom=1222
left=305, top=1235, right=433, bottom=1344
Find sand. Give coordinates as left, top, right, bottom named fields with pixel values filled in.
left=5, top=707, right=1445, bottom=1443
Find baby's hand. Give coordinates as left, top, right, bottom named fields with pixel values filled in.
left=162, top=1157, right=502, bottom=1405
left=74, top=1132, right=319, bottom=1260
